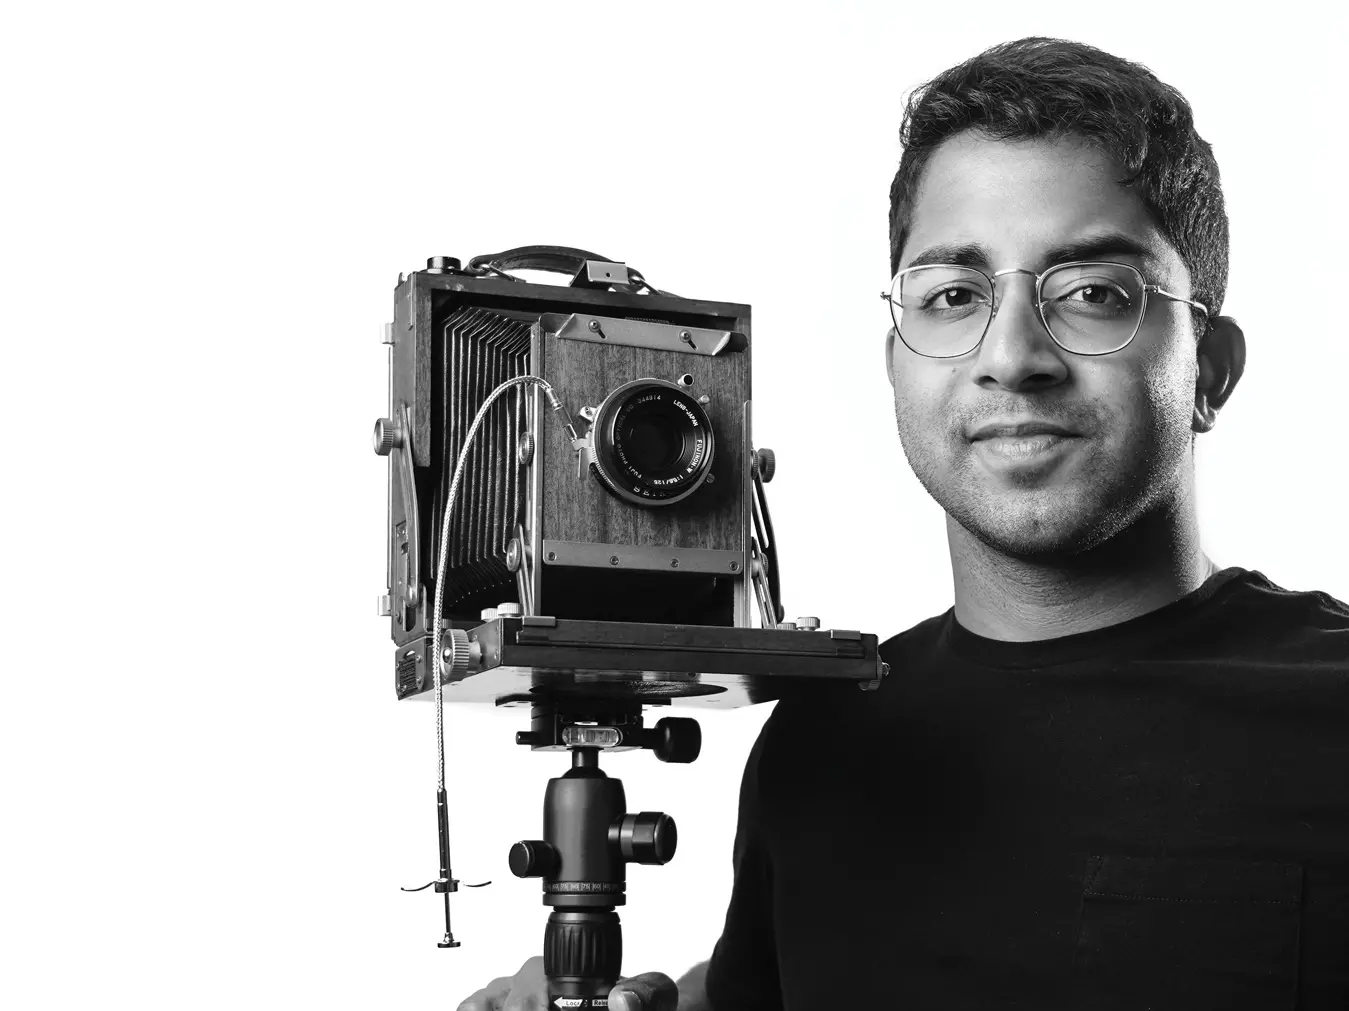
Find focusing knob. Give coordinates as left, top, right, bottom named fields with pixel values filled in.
left=372, top=417, right=402, bottom=456
left=509, top=840, right=558, bottom=878
left=754, top=447, right=776, bottom=483
left=613, top=812, right=677, bottom=865
left=442, top=628, right=472, bottom=678
left=652, top=717, right=702, bottom=764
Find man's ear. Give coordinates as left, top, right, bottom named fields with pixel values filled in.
left=885, top=327, right=897, bottom=387
left=1194, top=316, right=1246, bottom=434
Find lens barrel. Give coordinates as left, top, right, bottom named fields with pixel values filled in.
left=590, top=379, right=715, bottom=507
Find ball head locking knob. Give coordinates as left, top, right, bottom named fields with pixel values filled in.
left=754, top=447, right=776, bottom=483
left=508, top=840, right=558, bottom=878
left=613, top=812, right=677, bottom=865
left=372, top=417, right=402, bottom=456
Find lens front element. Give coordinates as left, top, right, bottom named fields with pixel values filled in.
left=591, top=380, right=715, bottom=507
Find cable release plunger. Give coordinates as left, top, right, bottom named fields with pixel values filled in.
left=405, top=375, right=575, bottom=946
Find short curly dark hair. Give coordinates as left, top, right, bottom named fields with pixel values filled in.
left=889, top=37, right=1228, bottom=315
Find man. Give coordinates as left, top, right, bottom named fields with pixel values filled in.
left=461, top=36, right=1349, bottom=1010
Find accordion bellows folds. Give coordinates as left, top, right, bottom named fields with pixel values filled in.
left=439, top=306, right=533, bottom=609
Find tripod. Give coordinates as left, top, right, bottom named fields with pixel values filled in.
left=509, top=700, right=701, bottom=1009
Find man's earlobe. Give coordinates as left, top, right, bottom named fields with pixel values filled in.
left=1193, top=316, right=1246, bottom=434
left=885, top=328, right=897, bottom=386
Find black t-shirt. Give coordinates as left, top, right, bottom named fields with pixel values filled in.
left=705, top=568, right=1349, bottom=1010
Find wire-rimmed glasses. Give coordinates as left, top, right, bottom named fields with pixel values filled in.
left=880, top=261, right=1209, bottom=358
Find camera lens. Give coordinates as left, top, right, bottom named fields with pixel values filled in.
left=591, top=380, right=715, bottom=507
left=623, top=412, right=683, bottom=473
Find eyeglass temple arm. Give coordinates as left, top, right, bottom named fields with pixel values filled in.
left=1146, top=284, right=1209, bottom=318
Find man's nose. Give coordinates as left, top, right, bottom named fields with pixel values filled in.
left=971, top=273, right=1070, bottom=391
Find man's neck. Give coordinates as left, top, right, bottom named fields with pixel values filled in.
left=948, top=488, right=1216, bottom=643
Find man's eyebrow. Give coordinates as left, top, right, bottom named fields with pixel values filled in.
left=900, top=233, right=1162, bottom=272
left=903, top=242, right=992, bottom=269
left=1042, top=233, right=1160, bottom=267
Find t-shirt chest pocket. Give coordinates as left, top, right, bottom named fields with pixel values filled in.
left=1074, top=854, right=1304, bottom=1010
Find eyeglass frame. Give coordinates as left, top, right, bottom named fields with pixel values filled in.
left=879, top=261, right=1210, bottom=359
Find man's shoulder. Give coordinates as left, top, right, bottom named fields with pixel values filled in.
left=1207, top=568, right=1349, bottom=661
left=876, top=610, right=952, bottom=664
left=762, top=611, right=950, bottom=736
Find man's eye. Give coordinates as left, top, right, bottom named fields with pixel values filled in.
left=924, top=286, right=984, bottom=309
left=1064, top=283, right=1130, bottom=308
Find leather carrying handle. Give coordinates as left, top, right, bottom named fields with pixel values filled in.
left=467, top=245, right=619, bottom=276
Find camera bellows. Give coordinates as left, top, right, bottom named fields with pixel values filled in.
left=440, top=306, right=532, bottom=608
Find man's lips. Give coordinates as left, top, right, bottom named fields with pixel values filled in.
left=967, top=420, right=1081, bottom=441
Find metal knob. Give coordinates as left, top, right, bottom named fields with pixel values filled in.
left=372, top=417, right=402, bottom=456
left=613, top=812, right=677, bottom=865
left=754, top=447, right=776, bottom=483
left=652, top=717, right=701, bottom=764
left=440, top=628, right=478, bottom=679
left=425, top=256, right=461, bottom=273
left=509, top=840, right=557, bottom=878
left=796, top=616, right=821, bottom=631
left=496, top=602, right=523, bottom=618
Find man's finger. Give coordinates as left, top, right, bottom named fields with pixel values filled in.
left=609, top=971, right=678, bottom=1011
left=500, top=994, right=547, bottom=1011
left=457, top=976, right=514, bottom=1011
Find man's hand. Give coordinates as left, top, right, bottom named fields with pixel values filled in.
left=456, top=956, right=678, bottom=1011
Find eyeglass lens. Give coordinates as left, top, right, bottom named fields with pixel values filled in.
left=891, top=262, right=1146, bottom=357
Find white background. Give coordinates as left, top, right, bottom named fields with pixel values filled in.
left=3, top=1, right=1346, bottom=1007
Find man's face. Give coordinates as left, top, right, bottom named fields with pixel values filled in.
left=887, top=132, right=1204, bottom=558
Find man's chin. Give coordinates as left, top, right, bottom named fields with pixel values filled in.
left=947, top=489, right=1124, bottom=559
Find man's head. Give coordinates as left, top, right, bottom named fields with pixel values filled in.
left=884, top=37, right=1245, bottom=560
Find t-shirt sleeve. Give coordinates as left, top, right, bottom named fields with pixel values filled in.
left=704, top=714, right=784, bottom=1011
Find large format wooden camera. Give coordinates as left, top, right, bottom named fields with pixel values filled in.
left=374, top=247, right=881, bottom=705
